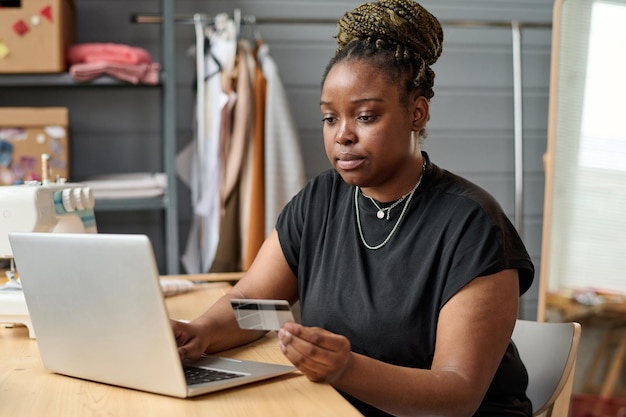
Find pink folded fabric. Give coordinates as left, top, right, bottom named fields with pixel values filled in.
left=67, top=43, right=153, bottom=65
left=69, top=62, right=161, bottom=85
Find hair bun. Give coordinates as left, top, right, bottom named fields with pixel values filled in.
left=337, top=0, right=443, bottom=66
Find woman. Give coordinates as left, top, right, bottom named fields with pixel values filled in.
left=173, top=1, right=534, bottom=416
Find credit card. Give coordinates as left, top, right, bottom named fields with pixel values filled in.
left=230, top=298, right=295, bottom=331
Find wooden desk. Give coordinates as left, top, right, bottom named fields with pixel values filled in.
left=167, top=272, right=245, bottom=283
left=0, top=279, right=362, bottom=417
left=547, top=292, right=626, bottom=326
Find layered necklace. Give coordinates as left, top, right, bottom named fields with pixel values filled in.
left=355, top=160, right=427, bottom=250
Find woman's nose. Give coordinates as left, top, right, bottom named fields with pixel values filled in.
left=336, top=121, right=356, bottom=145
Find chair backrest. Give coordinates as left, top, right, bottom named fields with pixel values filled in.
left=511, top=319, right=582, bottom=417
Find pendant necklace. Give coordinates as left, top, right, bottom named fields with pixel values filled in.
left=364, top=191, right=410, bottom=220
left=355, top=160, right=427, bottom=250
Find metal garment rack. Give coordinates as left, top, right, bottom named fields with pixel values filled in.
left=136, top=11, right=551, bottom=237
left=159, top=0, right=178, bottom=274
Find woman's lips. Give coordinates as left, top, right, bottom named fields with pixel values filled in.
left=336, top=154, right=365, bottom=170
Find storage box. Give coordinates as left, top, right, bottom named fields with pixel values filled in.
left=0, top=107, right=69, bottom=185
left=0, top=0, right=75, bottom=73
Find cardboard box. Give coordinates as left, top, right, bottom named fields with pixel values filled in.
left=0, top=107, right=69, bottom=185
left=0, top=0, right=75, bottom=73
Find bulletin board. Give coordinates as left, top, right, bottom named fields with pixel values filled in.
left=0, top=107, right=69, bottom=184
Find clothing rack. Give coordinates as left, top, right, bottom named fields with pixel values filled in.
left=133, top=10, right=552, bottom=238
left=132, top=13, right=551, bottom=29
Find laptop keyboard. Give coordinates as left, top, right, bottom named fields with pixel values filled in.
left=183, top=366, right=246, bottom=385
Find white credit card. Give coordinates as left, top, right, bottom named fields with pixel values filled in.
left=230, top=299, right=295, bottom=331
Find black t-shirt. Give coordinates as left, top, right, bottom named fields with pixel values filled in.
left=276, top=153, right=534, bottom=417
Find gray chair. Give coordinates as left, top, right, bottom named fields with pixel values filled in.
left=512, top=319, right=582, bottom=417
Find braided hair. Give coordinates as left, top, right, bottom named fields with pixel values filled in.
left=323, top=0, right=443, bottom=107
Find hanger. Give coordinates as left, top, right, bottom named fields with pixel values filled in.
left=248, top=15, right=263, bottom=44
left=234, top=8, right=242, bottom=39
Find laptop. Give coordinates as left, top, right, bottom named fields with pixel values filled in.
left=8, top=232, right=295, bottom=398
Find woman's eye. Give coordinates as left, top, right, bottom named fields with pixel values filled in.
left=322, top=116, right=337, bottom=125
left=358, top=114, right=377, bottom=122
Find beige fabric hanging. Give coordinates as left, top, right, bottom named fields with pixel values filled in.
left=242, top=40, right=268, bottom=271
left=209, top=41, right=254, bottom=272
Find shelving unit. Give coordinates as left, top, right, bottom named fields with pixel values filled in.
left=0, top=0, right=180, bottom=274
left=0, top=73, right=157, bottom=87
left=159, top=0, right=179, bottom=275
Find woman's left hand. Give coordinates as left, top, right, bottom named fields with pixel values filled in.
left=278, top=322, right=352, bottom=383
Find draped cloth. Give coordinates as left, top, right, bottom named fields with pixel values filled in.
left=178, top=18, right=306, bottom=274
left=210, top=41, right=255, bottom=272
left=179, top=15, right=236, bottom=274
left=258, top=44, right=306, bottom=237
left=242, top=41, right=268, bottom=271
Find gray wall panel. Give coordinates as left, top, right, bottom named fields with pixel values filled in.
left=11, top=0, right=551, bottom=315
left=70, top=132, right=164, bottom=179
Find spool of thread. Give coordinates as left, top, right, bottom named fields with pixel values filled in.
left=41, top=153, right=50, bottom=185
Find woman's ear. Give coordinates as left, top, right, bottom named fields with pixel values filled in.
left=411, top=96, right=430, bottom=132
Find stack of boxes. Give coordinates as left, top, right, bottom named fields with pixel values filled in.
left=0, top=0, right=74, bottom=184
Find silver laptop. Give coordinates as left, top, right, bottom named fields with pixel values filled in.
left=8, top=232, right=295, bottom=398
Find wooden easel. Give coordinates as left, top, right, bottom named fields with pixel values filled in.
left=583, top=327, right=626, bottom=399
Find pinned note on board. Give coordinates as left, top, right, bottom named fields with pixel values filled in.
left=0, top=40, right=9, bottom=59
left=12, top=19, right=28, bottom=36
left=0, top=140, right=14, bottom=167
left=40, top=5, right=53, bottom=22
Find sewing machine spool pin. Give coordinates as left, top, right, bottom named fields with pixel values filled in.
left=0, top=258, right=22, bottom=291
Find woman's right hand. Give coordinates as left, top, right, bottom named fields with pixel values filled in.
left=171, top=319, right=210, bottom=362
left=170, top=230, right=299, bottom=362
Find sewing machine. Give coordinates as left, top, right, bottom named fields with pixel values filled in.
left=0, top=182, right=97, bottom=338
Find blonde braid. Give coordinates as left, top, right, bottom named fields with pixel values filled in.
left=332, top=0, right=443, bottom=100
